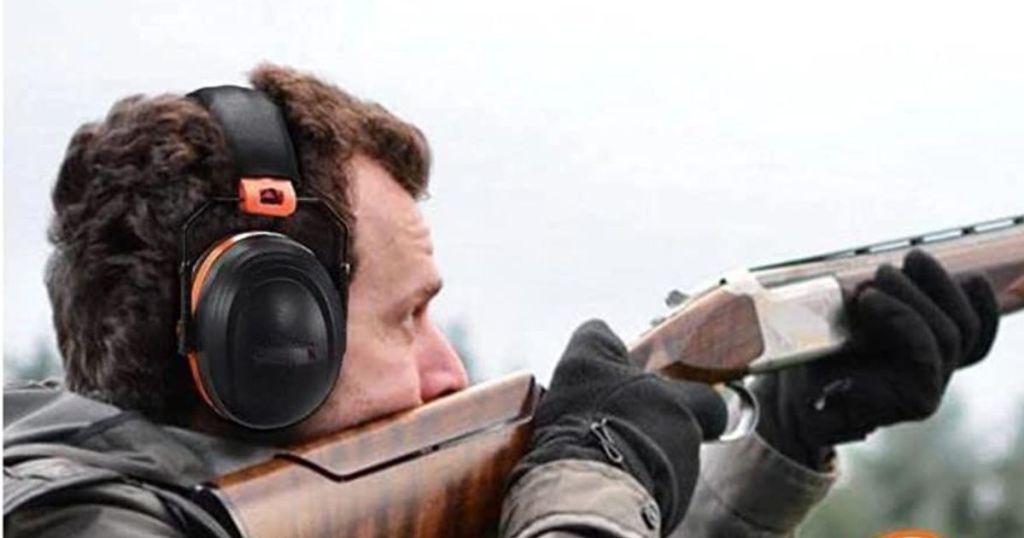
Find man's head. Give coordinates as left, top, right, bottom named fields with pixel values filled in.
left=47, top=64, right=468, bottom=437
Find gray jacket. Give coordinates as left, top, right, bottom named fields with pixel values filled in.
left=4, top=383, right=833, bottom=537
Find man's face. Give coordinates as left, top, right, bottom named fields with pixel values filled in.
left=295, top=156, right=469, bottom=438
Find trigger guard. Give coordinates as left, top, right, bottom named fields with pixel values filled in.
left=709, top=381, right=759, bottom=444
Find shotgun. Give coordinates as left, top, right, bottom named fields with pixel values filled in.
left=196, top=215, right=1024, bottom=538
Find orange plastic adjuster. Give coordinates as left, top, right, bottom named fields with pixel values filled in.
left=238, top=178, right=297, bottom=217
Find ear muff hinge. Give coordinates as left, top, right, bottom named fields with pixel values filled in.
left=238, top=178, right=297, bottom=217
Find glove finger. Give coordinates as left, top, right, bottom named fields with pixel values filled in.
left=872, top=264, right=961, bottom=374
left=902, top=249, right=980, bottom=360
left=958, top=273, right=1000, bottom=367
left=602, top=375, right=725, bottom=443
left=672, top=379, right=728, bottom=441
left=541, top=320, right=636, bottom=424
left=854, top=287, right=945, bottom=419
left=563, top=319, right=630, bottom=365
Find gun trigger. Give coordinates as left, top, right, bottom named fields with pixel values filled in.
left=708, top=382, right=760, bottom=444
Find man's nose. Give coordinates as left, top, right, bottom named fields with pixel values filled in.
left=417, top=321, right=470, bottom=402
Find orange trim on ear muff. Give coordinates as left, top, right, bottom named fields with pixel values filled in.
left=187, top=231, right=281, bottom=405
left=187, top=235, right=247, bottom=415
left=188, top=351, right=217, bottom=410
left=190, top=234, right=248, bottom=312
left=239, top=178, right=297, bottom=217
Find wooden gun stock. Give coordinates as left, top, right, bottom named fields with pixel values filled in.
left=202, top=215, right=1024, bottom=538
left=199, top=373, right=540, bottom=538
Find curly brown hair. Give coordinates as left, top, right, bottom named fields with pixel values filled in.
left=46, top=64, right=431, bottom=420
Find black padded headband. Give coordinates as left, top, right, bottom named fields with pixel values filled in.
left=188, top=86, right=301, bottom=186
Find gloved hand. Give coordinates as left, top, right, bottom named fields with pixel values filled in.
left=754, top=249, right=1000, bottom=468
left=509, top=320, right=728, bottom=532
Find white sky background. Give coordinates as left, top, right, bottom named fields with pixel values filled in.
left=4, top=1, right=1024, bottom=448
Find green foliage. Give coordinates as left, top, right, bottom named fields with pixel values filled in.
left=4, top=339, right=64, bottom=383
left=800, top=395, right=1024, bottom=537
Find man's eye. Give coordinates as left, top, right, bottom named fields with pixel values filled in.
left=401, top=310, right=416, bottom=326
left=396, top=302, right=429, bottom=333
left=403, top=305, right=424, bottom=327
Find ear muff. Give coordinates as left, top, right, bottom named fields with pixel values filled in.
left=180, top=85, right=350, bottom=431
left=187, top=231, right=345, bottom=430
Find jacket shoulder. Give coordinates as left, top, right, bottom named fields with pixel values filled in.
left=4, top=454, right=236, bottom=538
left=5, top=456, right=186, bottom=538
left=6, top=487, right=187, bottom=538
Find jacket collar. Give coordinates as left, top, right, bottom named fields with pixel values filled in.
left=4, top=382, right=274, bottom=486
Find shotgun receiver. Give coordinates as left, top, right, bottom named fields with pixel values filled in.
left=631, top=214, right=1024, bottom=381
left=198, top=215, right=1024, bottom=538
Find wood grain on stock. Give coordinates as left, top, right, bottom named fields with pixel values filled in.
left=212, top=373, right=539, bottom=538
left=628, top=288, right=764, bottom=383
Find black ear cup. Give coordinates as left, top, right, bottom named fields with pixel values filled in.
left=189, top=232, right=345, bottom=430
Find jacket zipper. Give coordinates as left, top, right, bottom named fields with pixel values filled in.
left=590, top=418, right=625, bottom=465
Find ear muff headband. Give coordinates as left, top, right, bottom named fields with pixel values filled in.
left=179, top=86, right=350, bottom=430
left=189, top=86, right=302, bottom=183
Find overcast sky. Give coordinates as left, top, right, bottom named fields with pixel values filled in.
left=5, top=0, right=1023, bottom=447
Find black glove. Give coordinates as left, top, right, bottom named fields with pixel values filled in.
left=509, top=320, right=728, bottom=533
left=754, top=249, right=1000, bottom=468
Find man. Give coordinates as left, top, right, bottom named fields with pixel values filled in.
left=4, top=64, right=999, bottom=537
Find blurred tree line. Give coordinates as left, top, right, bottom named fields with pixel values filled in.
left=801, top=395, right=1024, bottom=537
left=5, top=331, right=1022, bottom=536
left=4, top=339, right=63, bottom=383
